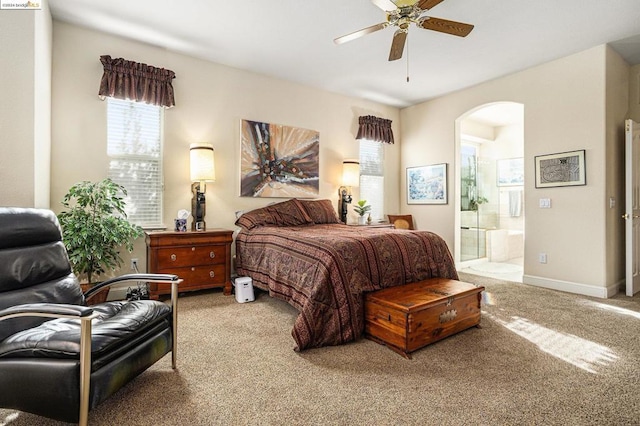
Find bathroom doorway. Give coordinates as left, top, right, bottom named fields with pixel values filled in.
left=455, top=102, right=525, bottom=282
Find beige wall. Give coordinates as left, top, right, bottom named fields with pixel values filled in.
left=630, top=65, right=640, bottom=121
left=401, top=45, right=628, bottom=297
left=34, top=2, right=52, bottom=208
left=50, top=22, right=400, bottom=274
left=0, top=8, right=51, bottom=208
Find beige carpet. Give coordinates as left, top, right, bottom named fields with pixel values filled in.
left=2, top=273, right=640, bottom=425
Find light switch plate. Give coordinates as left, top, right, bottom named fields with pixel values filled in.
left=539, top=198, right=551, bottom=208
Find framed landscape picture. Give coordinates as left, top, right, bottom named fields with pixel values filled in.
left=497, top=157, right=524, bottom=186
left=407, top=163, right=448, bottom=204
left=535, top=149, right=586, bottom=188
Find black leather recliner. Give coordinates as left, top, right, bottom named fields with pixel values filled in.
left=0, top=207, right=181, bottom=425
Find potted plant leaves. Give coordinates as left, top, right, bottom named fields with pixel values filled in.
left=468, top=195, right=489, bottom=211
left=58, top=178, right=143, bottom=302
left=354, top=200, right=372, bottom=225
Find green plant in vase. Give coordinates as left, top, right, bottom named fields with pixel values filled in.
left=354, top=200, right=371, bottom=224
left=468, top=195, right=489, bottom=211
left=58, top=178, right=143, bottom=285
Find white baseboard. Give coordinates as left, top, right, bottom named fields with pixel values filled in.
left=523, top=275, right=620, bottom=299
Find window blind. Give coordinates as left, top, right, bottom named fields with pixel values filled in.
left=107, top=98, right=163, bottom=228
left=359, top=139, right=384, bottom=221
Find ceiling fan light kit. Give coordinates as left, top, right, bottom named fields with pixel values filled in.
left=334, top=0, right=474, bottom=62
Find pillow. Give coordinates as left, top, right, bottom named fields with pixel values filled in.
left=235, top=208, right=272, bottom=230
left=299, top=199, right=341, bottom=224
left=235, top=199, right=314, bottom=230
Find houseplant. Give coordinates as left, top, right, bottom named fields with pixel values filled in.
left=58, top=178, right=143, bottom=285
left=468, top=195, right=489, bottom=211
left=354, top=200, right=372, bottom=225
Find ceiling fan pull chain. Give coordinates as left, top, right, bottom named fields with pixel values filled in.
left=406, top=34, right=410, bottom=83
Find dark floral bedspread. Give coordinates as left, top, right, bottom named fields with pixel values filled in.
left=235, top=224, right=458, bottom=351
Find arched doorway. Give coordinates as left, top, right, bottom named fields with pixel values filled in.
left=454, top=102, right=525, bottom=282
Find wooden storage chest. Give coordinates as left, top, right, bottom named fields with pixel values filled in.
left=364, top=278, right=484, bottom=358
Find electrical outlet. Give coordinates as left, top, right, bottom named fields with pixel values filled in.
left=538, top=253, right=547, bottom=264
left=130, top=258, right=139, bottom=270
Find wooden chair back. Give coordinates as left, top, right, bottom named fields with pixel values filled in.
left=387, top=215, right=415, bottom=230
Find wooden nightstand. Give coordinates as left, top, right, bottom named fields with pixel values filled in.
left=146, top=229, right=233, bottom=298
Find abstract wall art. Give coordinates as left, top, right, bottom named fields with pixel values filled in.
left=240, top=119, right=319, bottom=198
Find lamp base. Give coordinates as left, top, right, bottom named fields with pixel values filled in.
left=191, top=182, right=206, bottom=231
left=338, top=186, right=352, bottom=224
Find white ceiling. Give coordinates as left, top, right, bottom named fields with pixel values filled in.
left=49, top=0, right=640, bottom=109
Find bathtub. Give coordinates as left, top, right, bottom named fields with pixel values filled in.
left=487, top=229, right=524, bottom=262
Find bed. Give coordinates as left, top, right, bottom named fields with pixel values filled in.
left=234, top=198, right=458, bottom=351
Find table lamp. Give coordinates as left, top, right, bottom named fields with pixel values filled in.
left=338, top=159, right=359, bottom=223
left=190, top=143, right=216, bottom=231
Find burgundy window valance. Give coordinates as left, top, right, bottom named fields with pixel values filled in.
left=98, top=55, right=176, bottom=108
left=356, top=115, right=394, bottom=144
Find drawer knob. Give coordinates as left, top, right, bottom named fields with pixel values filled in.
left=210, top=251, right=216, bottom=258
left=170, top=254, right=177, bottom=261
left=191, top=267, right=195, bottom=271
left=209, top=271, right=215, bottom=278
left=192, top=247, right=195, bottom=251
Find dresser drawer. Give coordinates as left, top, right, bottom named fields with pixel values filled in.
left=153, top=264, right=227, bottom=293
left=158, top=263, right=226, bottom=291
left=155, top=245, right=226, bottom=268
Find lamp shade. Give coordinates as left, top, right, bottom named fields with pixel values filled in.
left=342, top=160, right=360, bottom=187
left=190, top=143, right=216, bottom=182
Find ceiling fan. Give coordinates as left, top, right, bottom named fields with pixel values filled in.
left=334, top=0, right=474, bottom=61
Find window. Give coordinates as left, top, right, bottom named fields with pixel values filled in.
left=359, top=139, right=384, bottom=221
left=107, top=98, right=163, bottom=228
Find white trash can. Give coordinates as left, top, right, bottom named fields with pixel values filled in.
left=233, top=277, right=255, bottom=303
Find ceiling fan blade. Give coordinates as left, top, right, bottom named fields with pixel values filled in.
left=334, top=22, right=388, bottom=45
left=417, top=16, right=474, bottom=37
left=372, top=0, right=398, bottom=12
left=416, top=0, right=446, bottom=10
left=388, top=30, right=407, bottom=61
